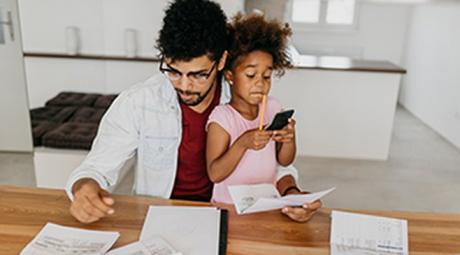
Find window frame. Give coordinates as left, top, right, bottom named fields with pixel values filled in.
left=286, top=0, right=361, bottom=33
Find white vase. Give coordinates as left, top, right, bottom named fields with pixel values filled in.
left=124, top=28, right=137, bottom=58
left=65, top=26, right=79, bottom=55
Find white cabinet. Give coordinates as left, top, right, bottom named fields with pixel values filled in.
left=0, top=0, right=33, bottom=152
left=19, top=0, right=105, bottom=54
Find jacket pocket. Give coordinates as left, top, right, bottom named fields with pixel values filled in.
left=143, top=136, right=177, bottom=171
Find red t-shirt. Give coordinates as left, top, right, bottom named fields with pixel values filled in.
left=170, top=85, right=221, bottom=202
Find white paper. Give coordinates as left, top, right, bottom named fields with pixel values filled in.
left=107, top=236, right=181, bottom=255
left=330, top=244, right=398, bottom=255
left=20, top=223, right=119, bottom=255
left=106, top=242, right=150, bottom=255
left=228, top=184, right=335, bottom=214
left=140, top=206, right=221, bottom=255
left=330, top=211, right=408, bottom=255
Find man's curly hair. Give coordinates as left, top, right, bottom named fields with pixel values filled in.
left=226, top=13, right=293, bottom=77
left=156, top=0, right=228, bottom=62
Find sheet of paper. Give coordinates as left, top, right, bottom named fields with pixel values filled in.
left=106, top=242, right=150, bottom=255
left=228, top=183, right=280, bottom=214
left=20, top=223, right=119, bottom=255
left=140, top=206, right=221, bottom=255
left=330, top=244, right=397, bottom=255
left=228, top=184, right=335, bottom=214
left=244, top=187, right=335, bottom=214
left=107, top=236, right=180, bottom=255
left=330, top=211, right=408, bottom=255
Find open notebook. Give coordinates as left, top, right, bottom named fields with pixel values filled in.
left=140, top=206, right=228, bottom=255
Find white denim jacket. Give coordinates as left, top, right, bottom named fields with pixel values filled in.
left=66, top=74, right=298, bottom=200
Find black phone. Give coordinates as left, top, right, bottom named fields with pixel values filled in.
left=265, top=109, right=295, bottom=131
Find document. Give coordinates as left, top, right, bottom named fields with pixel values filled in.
left=228, top=184, right=335, bottom=214
left=140, top=206, right=228, bottom=255
left=107, top=236, right=181, bottom=255
left=20, top=223, right=119, bottom=255
left=330, top=211, right=408, bottom=255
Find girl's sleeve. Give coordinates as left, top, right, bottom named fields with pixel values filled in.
left=206, top=106, right=233, bottom=136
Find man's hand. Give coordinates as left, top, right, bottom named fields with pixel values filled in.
left=281, top=188, right=322, bottom=223
left=70, top=178, right=115, bottom=224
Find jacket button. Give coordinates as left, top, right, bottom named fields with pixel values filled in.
left=158, top=146, right=164, bottom=152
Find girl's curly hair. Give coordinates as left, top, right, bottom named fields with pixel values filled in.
left=226, top=13, right=293, bottom=77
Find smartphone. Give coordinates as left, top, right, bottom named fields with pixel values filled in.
left=265, top=109, right=295, bottom=131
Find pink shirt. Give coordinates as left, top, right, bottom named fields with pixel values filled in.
left=207, top=96, right=282, bottom=203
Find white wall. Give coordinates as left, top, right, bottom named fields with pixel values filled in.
left=24, top=58, right=157, bottom=108
left=291, top=2, right=412, bottom=65
left=399, top=2, right=460, bottom=149
left=19, top=0, right=243, bottom=57
left=18, top=0, right=243, bottom=108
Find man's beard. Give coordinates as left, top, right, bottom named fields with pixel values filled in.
left=175, top=83, right=215, bottom=107
left=177, top=91, right=205, bottom=106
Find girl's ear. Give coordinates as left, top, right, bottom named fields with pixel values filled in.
left=224, top=70, right=234, bottom=86
left=217, top=50, right=228, bottom=71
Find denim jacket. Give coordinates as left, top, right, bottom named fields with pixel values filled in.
left=66, top=74, right=298, bottom=200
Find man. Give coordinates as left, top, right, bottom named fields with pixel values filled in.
left=67, top=0, right=321, bottom=224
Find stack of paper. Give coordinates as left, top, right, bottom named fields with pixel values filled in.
left=107, top=236, right=180, bottom=255
left=330, top=211, right=409, bottom=255
left=140, top=206, right=227, bottom=255
left=20, top=223, right=119, bottom=255
left=20, top=223, right=181, bottom=255
left=228, top=184, right=335, bottom=214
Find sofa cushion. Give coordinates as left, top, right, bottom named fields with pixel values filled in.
left=94, top=94, right=118, bottom=109
left=69, top=107, right=107, bottom=124
left=31, top=121, right=59, bottom=146
left=46, top=92, right=100, bottom=107
left=42, top=122, right=98, bottom=150
left=30, top=106, right=77, bottom=123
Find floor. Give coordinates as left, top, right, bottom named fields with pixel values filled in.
left=1, top=106, right=459, bottom=213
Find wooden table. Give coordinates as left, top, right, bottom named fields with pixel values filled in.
left=1, top=186, right=460, bottom=254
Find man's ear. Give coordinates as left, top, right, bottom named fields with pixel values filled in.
left=217, top=50, right=228, bottom=71
left=224, top=70, right=234, bottom=86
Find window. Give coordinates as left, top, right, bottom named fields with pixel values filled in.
left=289, top=0, right=358, bottom=30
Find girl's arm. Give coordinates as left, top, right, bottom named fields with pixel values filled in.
left=206, top=122, right=273, bottom=183
left=274, top=119, right=297, bottom=166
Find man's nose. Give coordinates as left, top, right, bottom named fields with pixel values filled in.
left=177, top=75, right=193, bottom=92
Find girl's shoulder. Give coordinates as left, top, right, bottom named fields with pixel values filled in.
left=210, top=103, right=234, bottom=118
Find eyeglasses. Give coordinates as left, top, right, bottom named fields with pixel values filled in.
left=159, top=57, right=218, bottom=85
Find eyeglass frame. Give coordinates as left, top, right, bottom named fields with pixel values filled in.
left=159, top=57, right=219, bottom=85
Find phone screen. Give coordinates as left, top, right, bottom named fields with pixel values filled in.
left=265, top=109, right=294, bottom=131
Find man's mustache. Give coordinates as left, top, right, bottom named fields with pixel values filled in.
left=175, top=89, right=200, bottom=96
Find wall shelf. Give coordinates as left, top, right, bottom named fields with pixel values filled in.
left=23, top=52, right=160, bottom=63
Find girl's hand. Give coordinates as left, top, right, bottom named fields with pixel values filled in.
left=272, top=118, right=296, bottom=143
left=238, top=128, right=273, bottom=150
left=281, top=188, right=322, bottom=223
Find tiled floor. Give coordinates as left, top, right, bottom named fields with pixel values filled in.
left=1, top=106, right=459, bottom=213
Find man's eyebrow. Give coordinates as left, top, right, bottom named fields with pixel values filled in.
left=188, top=69, right=209, bottom=75
left=166, top=63, right=208, bottom=75
left=165, top=63, right=181, bottom=73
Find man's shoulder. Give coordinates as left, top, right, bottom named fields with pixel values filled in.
left=117, top=74, right=174, bottom=107
left=122, top=74, right=168, bottom=98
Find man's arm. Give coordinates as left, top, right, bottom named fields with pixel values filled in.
left=66, top=91, right=139, bottom=223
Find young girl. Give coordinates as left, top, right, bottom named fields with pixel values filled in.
left=206, top=13, right=297, bottom=204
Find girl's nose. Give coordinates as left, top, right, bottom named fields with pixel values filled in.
left=255, top=77, right=264, bottom=88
